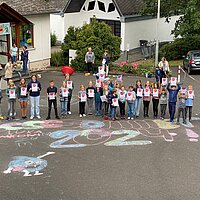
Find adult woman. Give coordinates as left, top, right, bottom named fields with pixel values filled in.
left=27, top=74, right=42, bottom=119
left=9, top=43, right=18, bottom=63
left=5, top=59, right=13, bottom=83
left=158, top=57, right=170, bottom=76
left=18, top=78, right=28, bottom=119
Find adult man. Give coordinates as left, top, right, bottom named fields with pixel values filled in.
left=85, top=47, right=95, bottom=75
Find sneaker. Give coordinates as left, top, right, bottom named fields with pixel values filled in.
left=14, top=112, right=16, bottom=116
left=68, top=111, right=71, bottom=115
left=37, top=116, right=41, bottom=119
left=83, top=114, right=86, bottom=117
left=9, top=113, right=12, bottom=117
left=131, top=118, right=134, bottom=120
left=176, top=122, right=180, bottom=125
left=56, top=116, right=60, bottom=119
left=80, top=114, right=82, bottom=118
left=30, top=116, right=34, bottom=120
left=46, top=117, right=50, bottom=120
left=0, top=116, right=4, bottom=120
left=183, top=121, right=187, bottom=124
left=88, top=73, right=90, bottom=75
left=127, top=117, right=131, bottom=120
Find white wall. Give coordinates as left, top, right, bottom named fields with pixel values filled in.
left=121, top=15, right=181, bottom=51
left=50, top=0, right=120, bottom=43
left=50, top=14, right=65, bottom=42
left=26, top=14, right=51, bottom=63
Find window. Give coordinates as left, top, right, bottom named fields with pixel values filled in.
left=98, top=1, right=105, bottom=12
left=83, top=6, right=86, bottom=11
left=88, top=1, right=95, bottom=11
left=108, top=3, right=115, bottom=12
left=20, top=24, right=34, bottom=48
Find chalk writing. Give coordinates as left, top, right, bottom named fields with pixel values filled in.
left=80, top=120, right=105, bottom=129
left=4, top=152, right=55, bottom=177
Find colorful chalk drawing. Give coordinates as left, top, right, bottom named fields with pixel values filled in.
left=0, top=120, right=63, bottom=131
left=48, top=119, right=183, bottom=148
left=3, top=152, right=55, bottom=177
left=185, top=129, right=199, bottom=142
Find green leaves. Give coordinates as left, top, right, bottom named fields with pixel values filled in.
left=62, top=19, right=121, bottom=71
left=141, top=0, right=200, bottom=38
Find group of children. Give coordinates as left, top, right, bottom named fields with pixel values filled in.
left=77, top=76, right=194, bottom=124
left=1, top=70, right=195, bottom=124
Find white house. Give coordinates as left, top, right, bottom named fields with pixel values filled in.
left=0, top=0, right=65, bottom=70
left=50, top=0, right=181, bottom=51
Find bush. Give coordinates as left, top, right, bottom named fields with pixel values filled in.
left=62, top=19, right=121, bottom=71
left=51, top=33, right=57, bottom=47
left=110, top=62, right=154, bottom=76
left=159, top=36, right=200, bottom=60
left=50, top=51, right=66, bottom=67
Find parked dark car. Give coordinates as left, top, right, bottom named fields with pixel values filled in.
left=183, top=50, right=200, bottom=74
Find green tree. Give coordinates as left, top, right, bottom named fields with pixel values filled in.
left=141, top=0, right=200, bottom=38
left=62, top=19, right=121, bottom=71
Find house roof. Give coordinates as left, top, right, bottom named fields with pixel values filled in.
left=0, top=0, right=69, bottom=16
left=0, top=3, right=32, bottom=23
left=63, top=0, right=143, bottom=16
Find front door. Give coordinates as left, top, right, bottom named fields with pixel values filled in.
left=0, top=34, right=10, bottom=64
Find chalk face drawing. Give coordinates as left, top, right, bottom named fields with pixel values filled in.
left=4, top=152, right=55, bottom=177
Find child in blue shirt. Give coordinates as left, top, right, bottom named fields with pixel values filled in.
left=95, top=87, right=102, bottom=116
left=185, top=85, right=194, bottom=122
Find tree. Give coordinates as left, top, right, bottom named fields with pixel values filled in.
left=141, top=0, right=200, bottom=38
left=62, top=19, right=121, bottom=71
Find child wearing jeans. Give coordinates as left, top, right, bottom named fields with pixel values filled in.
left=18, top=78, right=28, bottom=119
left=78, top=85, right=87, bottom=118
left=160, top=88, right=167, bottom=120
left=46, top=80, right=60, bottom=120
left=118, top=85, right=127, bottom=119
left=185, top=85, right=194, bottom=122
left=167, top=82, right=181, bottom=123
left=110, top=88, right=118, bottom=121
left=127, top=86, right=136, bottom=120
left=134, top=80, right=143, bottom=118
left=6, top=80, right=18, bottom=120
left=59, top=81, right=68, bottom=118
left=95, top=87, right=102, bottom=116
left=86, top=81, right=95, bottom=115
left=177, top=92, right=187, bottom=125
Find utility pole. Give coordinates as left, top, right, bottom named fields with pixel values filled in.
left=155, top=0, right=161, bottom=67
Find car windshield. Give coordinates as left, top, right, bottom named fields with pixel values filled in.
left=193, top=53, right=200, bottom=59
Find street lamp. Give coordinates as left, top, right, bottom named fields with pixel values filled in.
left=155, top=0, right=161, bottom=67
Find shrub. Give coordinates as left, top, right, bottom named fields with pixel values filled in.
left=110, top=62, right=154, bottom=76
left=50, top=51, right=66, bottom=67
left=62, top=19, right=121, bottom=71
left=51, top=33, right=57, bottom=47
left=159, top=36, right=200, bottom=60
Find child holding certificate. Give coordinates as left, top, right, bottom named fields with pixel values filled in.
left=27, top=74, right=42, bottom=120
left=118, top=85, right=127, bottom=119
left=185, top=85, right=194, bottom=122
left=86, top=81, right=95, bottom=115
left=78, top=85, right=87, bottom=118
left=59, top=81, right=68, bottom=118
left=18, top=78, right=28, bottom=119
left=46, top=80, right=60, bottom=120
left=152, top=83, right=160, bottom=119
left=6, top=80, right=18, bottom=120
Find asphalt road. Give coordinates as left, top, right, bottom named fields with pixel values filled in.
left=1, top=67, right=200, bottom=200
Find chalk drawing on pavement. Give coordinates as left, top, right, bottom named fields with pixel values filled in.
left=80, top=120, right=105, bottom=129
left=3, top=152, right=55, bottom=177
left=185, top=129, right=199, bottom=142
